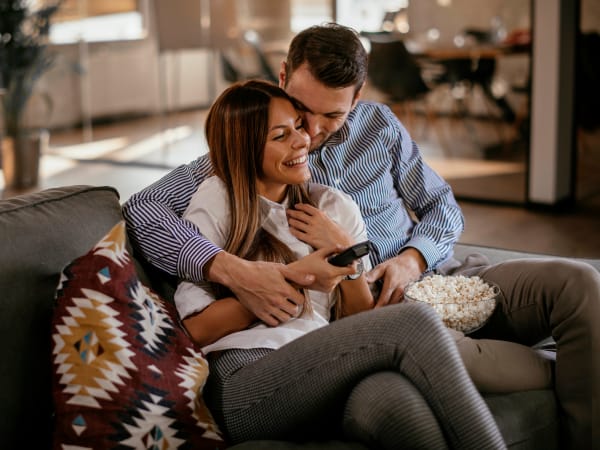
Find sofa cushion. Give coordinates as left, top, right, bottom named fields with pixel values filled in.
left=51, top=221, right=225, bottom=449
left=485, top=390, right=559, bottom=449
left=0, top=185, right=126, bottom=449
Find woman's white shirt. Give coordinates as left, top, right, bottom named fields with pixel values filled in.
left=174, top=176, right=370, bottom=355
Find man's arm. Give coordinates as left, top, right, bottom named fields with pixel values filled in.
left=390, top=117, right=464, bottom=270
left=122, top=156, right=218, bottom=282
left=366, top=111, right=464, bottom=306
left=124, top=161, right=314, bottom=325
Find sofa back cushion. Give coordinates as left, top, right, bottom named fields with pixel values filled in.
left=0, top=185, right=124, bottom=449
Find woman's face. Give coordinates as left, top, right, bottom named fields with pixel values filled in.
left=258, top=97, right=311, bottom=202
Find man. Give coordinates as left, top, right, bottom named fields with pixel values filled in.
left=123, top=23, right=598, bottom=449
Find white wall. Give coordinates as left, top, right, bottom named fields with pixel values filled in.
left=28, top=37, right=214, bottom=131
left=25, top=0, right=598, bottom=132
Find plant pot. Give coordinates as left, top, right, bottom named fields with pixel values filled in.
left=1, top=130, right=48, bottom=189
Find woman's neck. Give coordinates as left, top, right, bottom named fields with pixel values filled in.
left=258, top=183, right=288, bottom=204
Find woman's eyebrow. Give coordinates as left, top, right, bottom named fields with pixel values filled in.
left=269, top=123, right=288, bottom=132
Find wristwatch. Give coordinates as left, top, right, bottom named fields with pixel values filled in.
left=345, top=259, right=364, bottom=280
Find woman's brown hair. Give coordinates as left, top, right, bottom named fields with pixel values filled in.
left=205, top=80, right=315, bottom=302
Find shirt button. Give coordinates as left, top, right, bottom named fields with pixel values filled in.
left=335, top=178, right=341, bottom=185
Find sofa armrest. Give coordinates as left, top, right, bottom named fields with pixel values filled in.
left=0, top=185, right=124, bottom=449
left=454, top=243, right=600, bottom=272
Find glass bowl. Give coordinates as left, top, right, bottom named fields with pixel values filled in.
left=404, top=275, right=499, bottom=334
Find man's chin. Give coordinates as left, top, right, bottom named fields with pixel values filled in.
left=309, top=136, right=327, bottom=151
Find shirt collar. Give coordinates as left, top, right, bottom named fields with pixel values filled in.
left=319, top=101, right=361, bottom=149
left=322, top=118, right=351, bottom=148
left=258, top=194, right=290, bottom=219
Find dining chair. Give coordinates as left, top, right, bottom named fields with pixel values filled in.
left=363, top=32, right=437, bottom=138
left=219, top=30, right=281, bottom=84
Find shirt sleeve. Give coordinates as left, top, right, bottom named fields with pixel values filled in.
left=122, top=155, right=222, bottom=283
left=387, top=110, right=464, bottom=270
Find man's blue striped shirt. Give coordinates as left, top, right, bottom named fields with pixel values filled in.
left=122, top=101, right=464, bottom=282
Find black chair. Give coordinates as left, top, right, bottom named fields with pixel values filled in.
left=220, top=31, right=281, bottom=84
left=365, top=33, right=430, bottom=102
left=364, top=32, right=435, bottom=136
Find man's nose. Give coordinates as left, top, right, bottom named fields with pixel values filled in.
left=303, top=113, right=322, bottom=137
left=291, top=129, right=309, bottom=148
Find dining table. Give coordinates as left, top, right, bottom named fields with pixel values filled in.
left=404, top=39, right=531, bottom=123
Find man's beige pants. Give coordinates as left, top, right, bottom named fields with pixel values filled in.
left=438, top=255, right=600, bottom=449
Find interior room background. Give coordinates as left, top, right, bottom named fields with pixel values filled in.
left=4, top=0, right=600, bottom=206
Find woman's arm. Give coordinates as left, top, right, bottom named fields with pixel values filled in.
left=337, top=272, right=375, bottom=317
left=182, top=297, right=257, bottom=347
left=288, top=247, right=374, bottom=318
left=287, top=188, right=375, bottom=317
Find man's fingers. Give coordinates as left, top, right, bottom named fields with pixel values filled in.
left=256, top=296, right=303, bottom=326
left=274, top=299, right=304, bottom=324
left=258, top=311, right=280, bottom=327
left=375, top=281, right=405, bottom=307
left=365, top=266, right=383, bottom=284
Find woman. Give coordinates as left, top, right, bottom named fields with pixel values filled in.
left=174, top=80, right=505, bottom=449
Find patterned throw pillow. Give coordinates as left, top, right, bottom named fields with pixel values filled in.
left=51, top=221, right=225, bottom=449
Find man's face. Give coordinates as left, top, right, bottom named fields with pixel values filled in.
left=280, top=63, right=361, bottom=151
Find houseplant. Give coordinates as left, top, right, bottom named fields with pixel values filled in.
left=0, top=0, right=61, bottom=188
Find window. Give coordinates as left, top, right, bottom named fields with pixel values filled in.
left=49, top=0, right=148, bottom=44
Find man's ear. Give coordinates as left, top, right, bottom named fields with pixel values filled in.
left=279, top=61, right=287, bottom=89
left=351, top=83, right=365, bottom=109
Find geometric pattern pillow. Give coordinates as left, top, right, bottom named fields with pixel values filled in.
left=51, top=221, right=225, bottom=449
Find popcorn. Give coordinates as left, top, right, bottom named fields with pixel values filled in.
left=405, top=275, right=498, bottom=333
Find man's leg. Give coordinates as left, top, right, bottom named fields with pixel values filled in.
left=439, top=254, right=553, bottom=393
left=473, top=258, right=600, bottom=449
left=446, top=328, right=553, bottom=393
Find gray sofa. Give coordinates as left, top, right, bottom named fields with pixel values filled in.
left=1, top=185, right=598, bottom=449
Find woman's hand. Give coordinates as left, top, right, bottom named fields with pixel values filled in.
left=288, top=246, right=356, bottom=293
left=287, top=203, right=353, bottom=250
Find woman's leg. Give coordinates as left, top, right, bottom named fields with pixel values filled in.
left=343, top=371, right=448, bottom=449
left=204, top=302, right=505, bottom=449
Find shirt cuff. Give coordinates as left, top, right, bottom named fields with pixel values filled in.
left=177, top=234, right=222, bottom=283
left=401, top=236, right=443, bottom=272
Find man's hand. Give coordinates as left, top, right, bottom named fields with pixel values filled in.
left=287, top=203, right=353, bottom=250
left=205, top=252, right=315, bottom=326
left=365, top=248, right=427, bottom=307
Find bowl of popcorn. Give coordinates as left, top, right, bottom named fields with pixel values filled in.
left=404, top=275, right=499, bottom=333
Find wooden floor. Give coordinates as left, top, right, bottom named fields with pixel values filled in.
left=2, top=108, right=599, bottom=259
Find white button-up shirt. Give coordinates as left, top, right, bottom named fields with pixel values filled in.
left=174, top=176, right=370, bottom=355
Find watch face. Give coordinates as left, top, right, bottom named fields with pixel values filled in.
left=347, top=259, right=364, bottom=280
